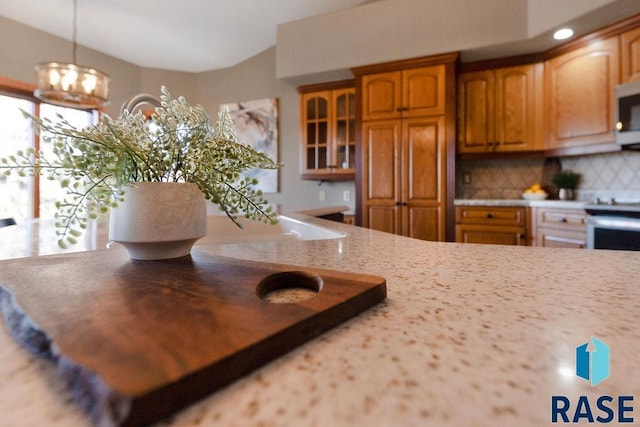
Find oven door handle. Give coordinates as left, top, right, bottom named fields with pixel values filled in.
left=587, top=215, right=640, bottom=230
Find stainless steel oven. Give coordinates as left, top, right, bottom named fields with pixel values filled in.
left=585, top=199, right=640, bottom=251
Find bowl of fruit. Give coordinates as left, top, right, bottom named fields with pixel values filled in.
left=522, top=184, right=548, bottom=200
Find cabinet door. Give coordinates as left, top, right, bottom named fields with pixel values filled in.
left=402, top=116, right=446, bottom=241
left=494, top=64, right=544, bottom=151
left=361, top=72, right=402, bottom=121
left=402, top=65, right=446, bottom=118
left=621, top=27, right=640, bottom=83
left=545, top=37, right=619, bottom=149
left=332, top=89, right=356, bottom=174
left=362, top=120, right=402, bottom=234
left=457, top=70, right=494, bottom=153
left=301, top=92, right=331, bottom=175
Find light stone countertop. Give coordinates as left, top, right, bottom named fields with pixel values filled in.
left=0, top=215, right=639, bottom=426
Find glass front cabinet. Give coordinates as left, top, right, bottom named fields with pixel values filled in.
left=299, top=81, right=355, bottom=180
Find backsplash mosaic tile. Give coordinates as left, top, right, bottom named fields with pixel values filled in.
left=456, top=151, right=640, bottom=201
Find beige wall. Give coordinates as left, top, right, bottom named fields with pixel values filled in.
left=275, top=0, right=636, bottom=85
left=0, top=17, right=355, bottom=211
left=196, top=48, right=356, bottom=210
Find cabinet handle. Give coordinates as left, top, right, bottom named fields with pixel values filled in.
left=395, top=201, right=402, bottom=206
left=560, top=218, right=568, bottom=223
left=486, top=213, right=493, bottom=219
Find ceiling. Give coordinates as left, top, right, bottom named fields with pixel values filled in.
left=0, top=0, right=369, bottom=73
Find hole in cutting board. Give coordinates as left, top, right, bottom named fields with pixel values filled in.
left=256, top=271, right=323, bottom=303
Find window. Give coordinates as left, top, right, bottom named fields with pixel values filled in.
left=0, top=79, right=97, bottom=224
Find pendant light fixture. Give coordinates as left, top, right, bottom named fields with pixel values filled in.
left=34, top=0, right=110, bottom=110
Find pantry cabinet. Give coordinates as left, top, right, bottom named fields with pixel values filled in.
left=298, top=82, right=356, bottom=180
left=545, top=37, right=619, bottom=150
left=362, top=116, right=446, bottom=241
left=455, top=206, right=528, bottom=246
left=457, top=64, right=544, bottom=153
left=354, top=54, right=456, bottom=242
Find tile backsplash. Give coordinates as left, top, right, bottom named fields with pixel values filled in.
left=456, top=150, right=640, bottom=201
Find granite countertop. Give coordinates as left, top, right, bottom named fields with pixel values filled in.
left=0, top=215, right=639, bottom=426
left=455, top=199, right=587, bottom=209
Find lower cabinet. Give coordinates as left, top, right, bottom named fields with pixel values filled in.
left=532, top=207, right=587, bottom=248
left=455, top=206, right=528, bottom=245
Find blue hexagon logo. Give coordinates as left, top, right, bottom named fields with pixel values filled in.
left=576, top=337, right=610, bottom=387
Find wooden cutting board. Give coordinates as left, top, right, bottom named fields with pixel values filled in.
left=0, top=248, right=386, bottom=427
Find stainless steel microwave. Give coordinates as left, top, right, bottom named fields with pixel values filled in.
left=615, top=80, right=640, bottom=149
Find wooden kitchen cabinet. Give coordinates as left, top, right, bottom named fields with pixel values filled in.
left=532, top=207, right=587, bottom=249
left=354, top=53, right=457, bottom=242
left=361, top=65, right=446, bottom=121
left=621, top=27, right=640, bottom=83
left=455, top=206, right=528, bottom=245
left=299, top=83, right=356, bottom=180
left=457, top=64, right=544, bottom=153
left=362, top=116, right=446, bottom=241
left=545, top=37, right=620, bottom=150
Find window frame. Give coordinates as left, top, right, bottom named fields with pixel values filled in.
left=0, top=75, right=100, bottom=219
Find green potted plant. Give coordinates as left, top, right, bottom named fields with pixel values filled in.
left=552, top=170, right=580, bottom=200
left=0, top=87, right=281, bottom=259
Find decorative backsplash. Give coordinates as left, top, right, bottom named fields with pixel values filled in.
left=456, top=151, right=640, bottom=201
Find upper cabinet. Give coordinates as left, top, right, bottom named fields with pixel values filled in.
left=458, top=64, right=544, bottom=153
left=456, top=15, right=640, bottom=157
left=298, top=81, right=356, bottom=180
left=544, top=37, right=620, bottom=150
left=361, top=65, right=446, bottom=121
left=621, top=27, right=640, bottom=83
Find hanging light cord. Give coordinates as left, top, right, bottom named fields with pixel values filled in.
left=72, top=0, right=77, bottom=64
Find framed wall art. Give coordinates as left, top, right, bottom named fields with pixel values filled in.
left=222, top=98, right=279, bottom=193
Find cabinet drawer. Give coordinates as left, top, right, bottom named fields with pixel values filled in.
left=537, top=229, right=587, bottom=249
left=537, top=208, right=587, bottom=230
left=456, top=224, right=527, bottom=245
left=456, top=206, right=527, bottom=226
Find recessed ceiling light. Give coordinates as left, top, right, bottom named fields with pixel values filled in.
left=554, top=28, right=574, bottom=40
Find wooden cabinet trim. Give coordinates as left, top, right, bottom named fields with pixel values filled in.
left=297, top=79, right=355, bottom=94
left=351, top=52, right=459, bottom=77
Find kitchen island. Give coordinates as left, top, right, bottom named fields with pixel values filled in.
left=0, top=214, right=639, bottom=426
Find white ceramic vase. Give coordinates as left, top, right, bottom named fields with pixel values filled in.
left=558, top=188, right=574, bottom=201
left=108, top=182, right=207, bottom=260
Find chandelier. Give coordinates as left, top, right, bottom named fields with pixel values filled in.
left=34, top=0, right=110, bottom=109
